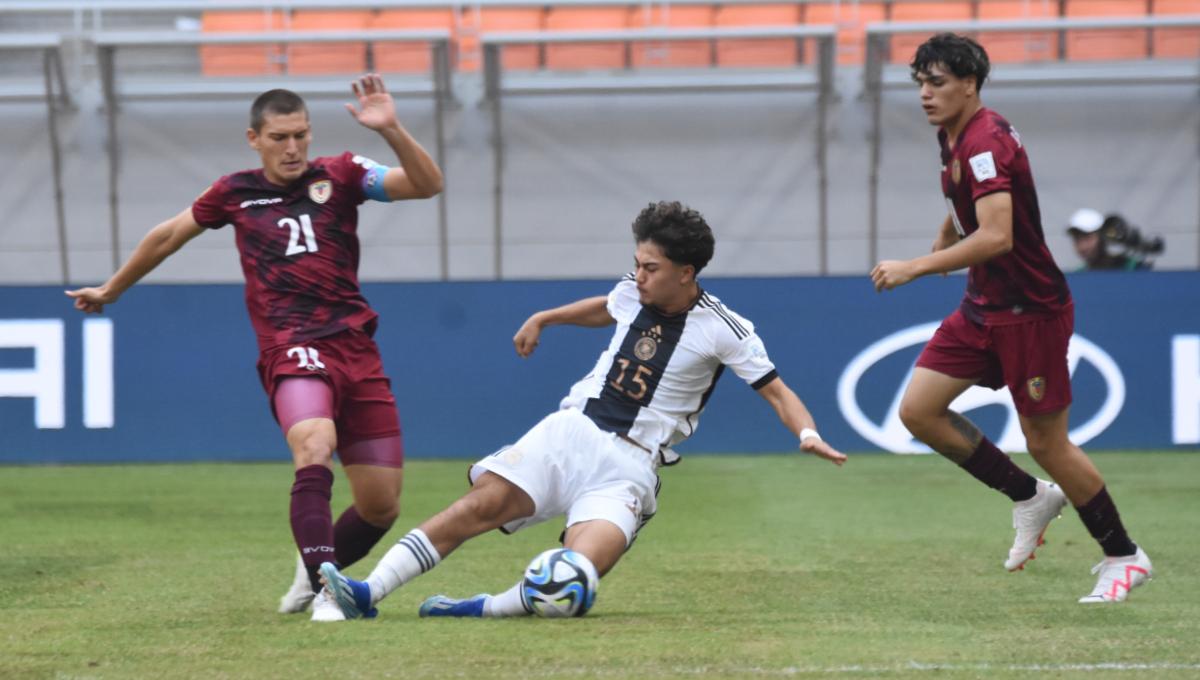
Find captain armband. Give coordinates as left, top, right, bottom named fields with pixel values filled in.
left=361, top=164, right=392, bottom=202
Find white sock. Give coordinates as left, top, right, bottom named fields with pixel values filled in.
left=483, top=581, right=531, bottom=618
left=365, top=528, right=441, bottom=605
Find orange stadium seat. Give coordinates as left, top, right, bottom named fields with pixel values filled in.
left=805, top=1, right=886, bottom=65
left=200, top=11, right=284, bottom=77
left=370, top=9, right=458, bottom=74
left=629, top=5, right=715, bottom=68
left=888, top=2, right=974, bottom=64
left=977, top=0, right=1057, bottom=63
left=287, top=10, right=370, bottom=75
left=1065, top=0, right=1150, bottom=61
left=1152, top=0, right=1200, bottom=58
left=544, top=7, right=629, bottom=71
left=463, top=8, right=544, bottom=72
left=714, top=4, right=801, bottom=68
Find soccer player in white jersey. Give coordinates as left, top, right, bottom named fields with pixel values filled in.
left=317, top=201, right=846, bottom=619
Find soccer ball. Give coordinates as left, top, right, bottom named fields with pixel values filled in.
left=520, top=548, right=599, bottom=618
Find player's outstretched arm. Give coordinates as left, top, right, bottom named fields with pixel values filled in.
left=513, top=296, right=614, bottom=358
left=345, top=73, right=443, bottom=200
left=871, top=192, right=1013, bottom=292
left=756, top=377, right=846, bottom=466
left=65, top=208, right=206, bottom=314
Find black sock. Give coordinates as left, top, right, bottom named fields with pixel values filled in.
left=1076, top=486, right=1137, bottom=557
left=958, top=438, right=1038, bottom=502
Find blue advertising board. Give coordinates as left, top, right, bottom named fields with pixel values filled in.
left=2, top=272, right=1198, bottom=463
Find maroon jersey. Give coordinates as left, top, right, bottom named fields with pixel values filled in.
left=192, top=152, right=381, bottom=351
left=939, top=108, right=1071, bottom=325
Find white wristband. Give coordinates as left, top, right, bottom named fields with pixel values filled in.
left=800, top=428, right=821, bottom=443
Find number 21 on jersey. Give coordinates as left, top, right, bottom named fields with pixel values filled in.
left=278, top=214, right=318, bottom=256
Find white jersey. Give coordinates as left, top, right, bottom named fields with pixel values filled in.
left=560, top=275, right=778, bottom=464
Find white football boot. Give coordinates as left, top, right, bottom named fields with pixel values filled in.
left=1005, top=480, right=1068, bottom=571
left=310, top=587, right=348, bottom=622
left=1079, top=547, right=1153, bottom=603
left=278, top=555, right=315, bottom=614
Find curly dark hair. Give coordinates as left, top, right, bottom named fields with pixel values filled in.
left=250, top=89, right=308, bottom=132
left=910, top=33, right=991, bottom=92
left=631, top=201, right=715, bottom=274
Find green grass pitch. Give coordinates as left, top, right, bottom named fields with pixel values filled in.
left=2, top=452, right=1197, bottom=679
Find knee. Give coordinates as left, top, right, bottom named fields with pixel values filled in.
left=898, top=399, right=934, bottom=438
left=291, top=431, right=335, bottom=467
left=1023, top=429, right=1057, bottom=460
left=357, top=500, right=399, bottom=528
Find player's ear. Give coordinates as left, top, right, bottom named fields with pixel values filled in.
left=246, top=127, right=259, bottom=149
left=679, top=263, right=696, bottom=285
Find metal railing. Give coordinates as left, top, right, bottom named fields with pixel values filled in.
left=482, top=24, right=837, bottom=277
left=0, top=33, right=72, bottom=284
left=863, top=15, right=1200, bottom=270
left=90, top=28, right=454, bottom=277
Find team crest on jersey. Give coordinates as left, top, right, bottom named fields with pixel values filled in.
left=951, top=158, right=962, bottom=184
left=634, top=336, right=658, bottom=361
left=1026, top=376, right=1046, bottom=402
left=308, top=180, right=332, bottom=204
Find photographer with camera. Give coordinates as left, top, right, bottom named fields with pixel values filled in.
left=1066, top=209, right=1164, bottom=271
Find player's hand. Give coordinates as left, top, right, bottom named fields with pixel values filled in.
left=513, top=316, right=544, bottom=358
left=800, top=437, right=847, bottom=466
left=345, top=73, right=398, bottom=132
left=870, top=260, right=918, bottom=292
left=65, top=286, right=117, bottom=314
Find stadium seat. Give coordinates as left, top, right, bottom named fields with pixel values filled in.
left=977, top=0, right=1057, bottom=63
left=1151, top=0, right=1200, bottom=58
left=888, top=2, right=974, bottom=64
left=1065, top=0, right=1151, bottom=61
left=629, top=5, right=715, bottom=68
left=287, top=10, right=370, bottom=75
left=200, top=11, right=284, bottom=77
left=804, top=1, right=885, bottom=65
left=370, top=9, right=457, bottom=74
left=713, top=4, right=801, bottom=68
left=466, top=7, right=544, bottom=72
left=544, top=7, right=629, bottom=71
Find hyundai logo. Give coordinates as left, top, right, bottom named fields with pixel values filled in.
left=837, top=322, right=1125, bottom=453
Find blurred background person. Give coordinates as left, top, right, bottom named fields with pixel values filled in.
left=1066, top=209, right=1164, bottom=271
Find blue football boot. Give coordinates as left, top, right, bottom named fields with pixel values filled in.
left=418, top=594, right=488, bottom=618
left=318, top=562, right=378, bottom=619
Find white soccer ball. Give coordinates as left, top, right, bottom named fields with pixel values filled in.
left=520, top=548, right=599, bottom=618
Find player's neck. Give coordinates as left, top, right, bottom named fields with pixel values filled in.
left=654, top=285, right=700, bottom=316
left=944, top=101, right=983, bottom=147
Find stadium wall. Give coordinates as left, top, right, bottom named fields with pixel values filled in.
left=2, top=272, right=1198, bottom=463
left=0, top=78, right=1197, bottom=283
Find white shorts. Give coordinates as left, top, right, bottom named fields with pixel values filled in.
left=470, top=408, right=659, bottom=546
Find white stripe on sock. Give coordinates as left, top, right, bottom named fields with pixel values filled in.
left=365, top=528, right=441, bottom=604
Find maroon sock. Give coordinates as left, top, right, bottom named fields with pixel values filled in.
left=290, top=465, right=336, bottom=593
left=333, top=506, right=393, bottom=568
left=1075, top=486, right=1137, bottom=557
left=959, top=438, right=1038, bottom=502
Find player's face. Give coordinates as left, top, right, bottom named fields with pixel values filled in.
left=634, top=240, right=696, bottom=312
left=247, top=112, right=311, bottom=185
left=914, top=64, right=976, bottom=129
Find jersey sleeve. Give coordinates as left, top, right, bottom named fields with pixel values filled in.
left=715, top=309, right=778, bottom=389
left=966, top=130, right=1016, bottom=201
left=190, top=178, right=232, bottom=230
left=334, top=151, right=372, bottom=205
left=606, top=274, right=641, bottom=324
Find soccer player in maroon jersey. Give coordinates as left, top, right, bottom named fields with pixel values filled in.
left=870, top=34, right=1152, bottom=603
left=65, top=74, right=443, bottom=620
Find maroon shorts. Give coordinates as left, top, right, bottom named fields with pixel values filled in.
left=915, top=306, right=1073, bottom=417
left=257, top=327, right=404, bottom=466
